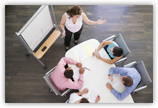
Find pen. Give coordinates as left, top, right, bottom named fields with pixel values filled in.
left=79, top=57, right=81, bottom=63
left=84, top=67, right=90, bottom=71
left=93, top=49, right=96, bottom=56
left=94, top=49, right=98, bottom=56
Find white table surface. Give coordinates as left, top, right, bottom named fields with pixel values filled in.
left=65, top=39, right=134, bottom=103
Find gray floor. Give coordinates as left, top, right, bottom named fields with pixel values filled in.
left=5, top=5, right=153, bottom=103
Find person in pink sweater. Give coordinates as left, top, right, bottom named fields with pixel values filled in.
left=50, top=57, right=85, bottom=90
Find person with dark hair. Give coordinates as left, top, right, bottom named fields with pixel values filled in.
left=64, top=68, right=73, bottom=78
left=50, top=57, right=85, bottom=90
left=106, top=67, right=141, bottom=101
left=60, top=5, right=106, bottom=51
left=69, top=88, right=100, bottom=103
left=92, top=41, right=123, bottom=64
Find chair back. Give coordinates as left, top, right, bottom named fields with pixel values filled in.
left=135, top=61, right=152, bottom=86
left=113, top=33, right=130, bottom=58
left=43, top=75, right=61, bottom=95
left=43, top=66, right=62, bottom=95
left=124, top=61, right=152, bottom=87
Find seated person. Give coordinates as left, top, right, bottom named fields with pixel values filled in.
left=106, top=67, right=141, bottom=101
left=92, top=41, right=123, bottom=64
left=50, top=57, right=85, bottom=90
left=69, top=88, right=100, bottom=103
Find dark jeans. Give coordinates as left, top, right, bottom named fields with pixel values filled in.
left=64, top=25, right=83, bottom=47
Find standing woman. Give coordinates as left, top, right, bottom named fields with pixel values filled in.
left=60, top=5, right=106, bottom=51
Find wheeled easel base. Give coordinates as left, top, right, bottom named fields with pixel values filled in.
left=43, top=66, right=47, bottom=69
left=26, top=52, right=30, bottom=57
left=26, top=52, right=47, bottom=69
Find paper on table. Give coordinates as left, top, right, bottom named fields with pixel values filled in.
left=104, top=75, right=120, bottom=88
left=72, top=47, right=87, bottom=62
left=86, top=87, right=100, bottom=103
left=94, top=48, right=109, bottom=65
left=73, top=69, right=79, bottom=82
left=94, top=56, right=103, bottom=65
left=73, top=68, right=89, bottom=82
left=82, top=43, right=94, bottom=58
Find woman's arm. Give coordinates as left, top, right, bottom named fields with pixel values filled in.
left=82, top=12, right=106, bottom=25
left=60, top=14, right=66, bottom=36
left=97, top=54, right=123, bottom=64
left=96, top=41, right=113, bottom=53
left=95, top=95, right=100, bottom=103
left=76, top=88, right=88, bottom=96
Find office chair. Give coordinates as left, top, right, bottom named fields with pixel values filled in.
left=123, top=61, right=152, bottom=93
left=43, top=66, right=71, bottom=97
left=103, top=33, right=130, bottom=66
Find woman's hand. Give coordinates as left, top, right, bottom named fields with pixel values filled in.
left=77, top=88, right=88, bottom=96
left=95, top=95, right=100, bottom=103
left=82, top=88, right=89, bottom=94
left=62, top=30, right=66, bottom=36
left=92, top=50, right=98, bottom=56
left=96, top=53, right=101, bottom=59
left=97, top=18, right=106, bottom=24
left=83, top=13, right=106, bottom=25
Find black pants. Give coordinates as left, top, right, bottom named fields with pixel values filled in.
left=64, top=25, right=83, bottom=47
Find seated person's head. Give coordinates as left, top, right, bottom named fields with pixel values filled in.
left=64, top=67, right=73, bottom=78
left=113, top=46, right=123, bottom=57
left=80, top=98, right=89, bottom=103
left=121, top=76, right=133, bottom=87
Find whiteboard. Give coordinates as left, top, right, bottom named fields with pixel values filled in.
left=21, top=5, right=53, bottom=51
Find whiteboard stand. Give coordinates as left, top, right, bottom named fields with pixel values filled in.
left=15, top=5, right=61, bottom=69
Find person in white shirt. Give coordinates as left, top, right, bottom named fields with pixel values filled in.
left=60, top=5, right=106, bottom=51
left=69, top=88, right=100, bottom=103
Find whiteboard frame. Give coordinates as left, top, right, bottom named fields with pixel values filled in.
left=18, top=5, right=54, bottom=35
left=16, top=5, right=55, bottom=52
left=15, top=5, right=60, bottom=69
